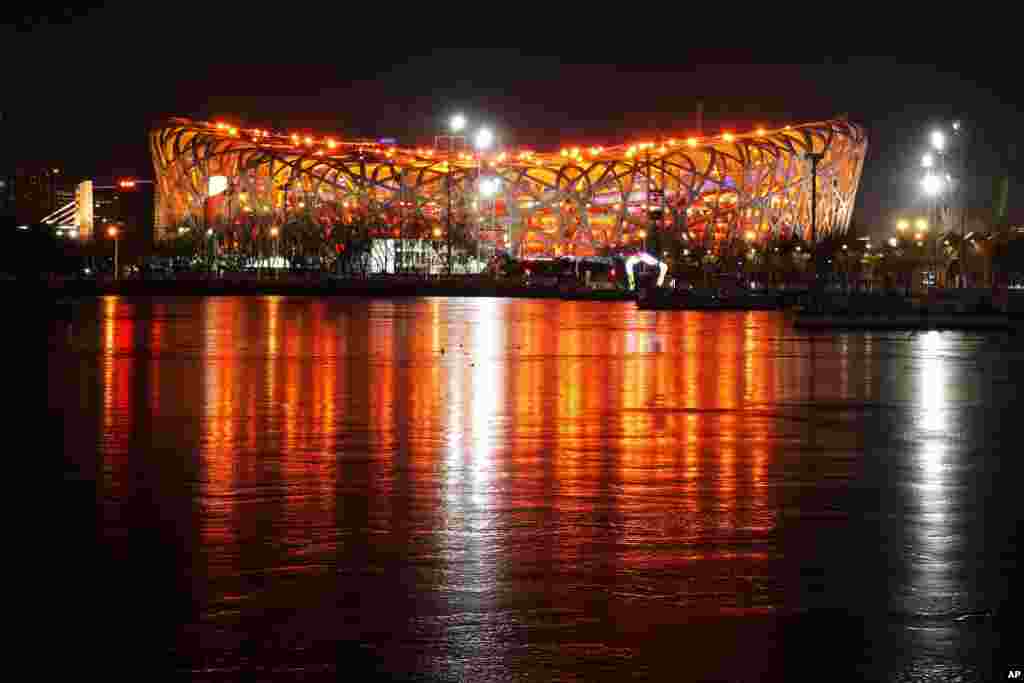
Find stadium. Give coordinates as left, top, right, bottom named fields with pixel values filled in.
left=150, top=116, right=866, bottom=266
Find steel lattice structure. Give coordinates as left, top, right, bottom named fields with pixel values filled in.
left=151, top=117, right=866, bottom=256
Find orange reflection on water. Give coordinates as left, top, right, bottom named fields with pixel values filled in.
left=199, top=299, right=240, bottom=579
left=100, top=296, right=134, bottom=502
left=86, top=300, right=879, bottom=631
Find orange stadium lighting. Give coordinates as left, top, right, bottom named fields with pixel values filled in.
left=150, top=116, right=867, bottom=262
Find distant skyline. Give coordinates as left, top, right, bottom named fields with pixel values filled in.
left=8, top=14, right=1023, bottom=232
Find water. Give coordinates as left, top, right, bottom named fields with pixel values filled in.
left=51, top=297, right=1021, bottom=680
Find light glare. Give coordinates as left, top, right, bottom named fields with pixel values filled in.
left=475, top=128, right=494, bottom=150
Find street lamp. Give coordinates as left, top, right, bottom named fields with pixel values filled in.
left=922, top=174, right=942, bottom=196
left=889, top=237, right=899, bottom=248
left=206, top=227, right=214, bottom=275
left=108, top=226, right=119, bottom=280
left=474, top=128, right=494, bottom=152
left=897, top=219, right=909, bottom=232
left=270, top=226, right=279, bottom=276
left=922, top=153, right=934, bottom=169
left=437, top=114, right=468, bottom=275
left=804, top=151, right=825, bottom=303
left=478, top=176, right=501, bottom=266
left=931, top=130, right=946, bottom=152
left=946, top=119, right=969, bottom=287
left=473, top=128, right=495, bottom=270
left=921, top=173, right=942, bottom=286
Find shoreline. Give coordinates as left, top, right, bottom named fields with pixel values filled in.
left=43, top=278, right=638, bottom=301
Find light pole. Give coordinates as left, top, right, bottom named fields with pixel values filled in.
left=744, top=230, right=756, bottom=288
left=206, top=227, right=214, bottom=276
left=271, top=226, right=279, bottom=279
left=922, top=168, right=942, bottom=287
left=474, top=127, right=494, bottom=272
left=431, top=226, right=443, bottom=273
left=108, top=226, right=119, bottom=281
left=436, top=114, right=467, bottom=276
left=479, top=176, right=501, bottom=268
left=805, top=152, right=825, bottom=304
left=951, top=120, right=969, bottom=287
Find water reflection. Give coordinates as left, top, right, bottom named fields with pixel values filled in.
left=53, top=298, right=1016, bottom=679
left=909, top=331, right=959, bottom=616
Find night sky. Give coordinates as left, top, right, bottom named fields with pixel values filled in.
left=9, top=9, right=1023, bottom=234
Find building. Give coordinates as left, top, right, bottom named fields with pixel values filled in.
left=29, top=178, right=155, bottom=246
left=150, top=116, right=867, bottom=258
left=14, top=167, right=69, bottom=225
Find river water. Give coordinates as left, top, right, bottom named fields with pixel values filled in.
left=51, top=297, right=1020, bottom=680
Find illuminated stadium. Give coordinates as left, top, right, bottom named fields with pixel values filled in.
left=150, top=116, right=866, bottom=261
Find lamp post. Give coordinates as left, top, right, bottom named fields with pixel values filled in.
left=271, top=226, right=279, bottom=279
left=108, top=225, right=119, bottom=281
left=922, top=169, right=942, bottom=287
left=474, top=127, right=494, bottom=271
left=805, top=151, right=825, bottom=305
left=206, top=227, right=214, bottom=276
left=940, top=120, right=969, bottom=287
left=923, top=126, right=964, bottom=287
left=479, top=176, right=501, bottom=269
left=436, top=114, right=467, bottom=276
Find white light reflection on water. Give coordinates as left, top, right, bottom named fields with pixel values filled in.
left=436, top=300, right=506, bottom=679
left=908, top=330, right=959, bottom=619
left=470, top=299, right=501, bottom=507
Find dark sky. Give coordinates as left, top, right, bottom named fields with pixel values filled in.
left=8, top=9, right=1023, bottom=233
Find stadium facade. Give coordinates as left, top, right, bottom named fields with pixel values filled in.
left=150, top=117, right=866, bottom=259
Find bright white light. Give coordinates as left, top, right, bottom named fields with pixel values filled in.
left=889, top=237, right=898, bottom=247
left=208, top=175, right=228, bottom=196
left=450, top=113, right=466, bottom=133
left=931, top=130, right=946, bottom=151
left=952, top=120, right=961, bottom=131
left=922, top=173, right=943, bottom=196
left=921, top=153, right=934, bottom=168
left=479, top=177, right=501, bottom=197
left=475, top=128, right=494, bottom=150
left=17, top=225, right=28, bottom=231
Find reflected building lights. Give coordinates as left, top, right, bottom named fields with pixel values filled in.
left=200, top=299, right=239, bottom=578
